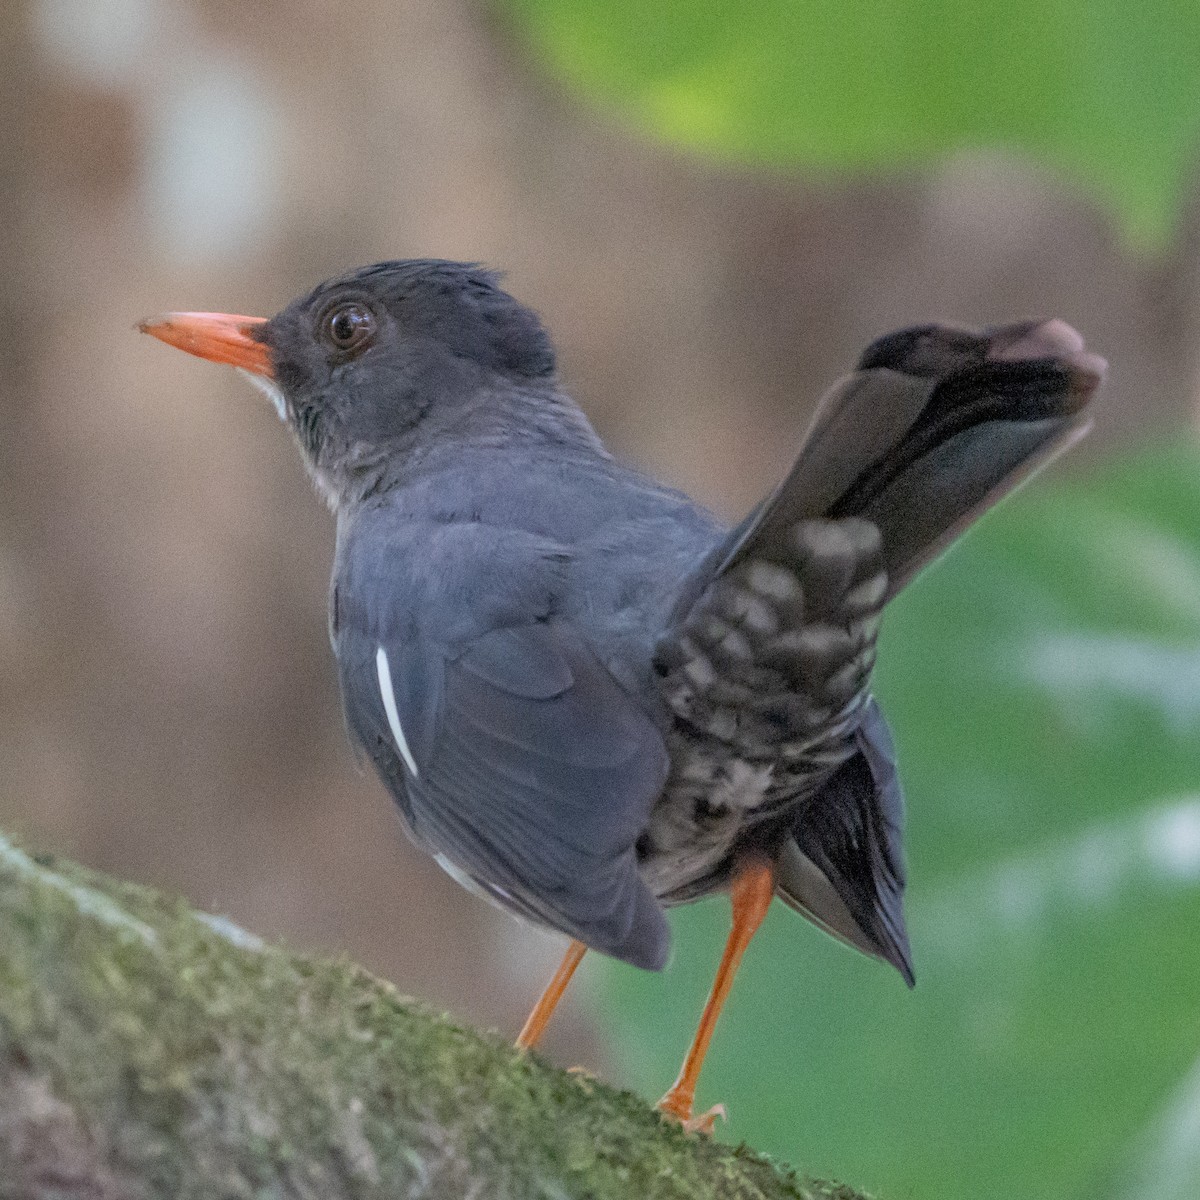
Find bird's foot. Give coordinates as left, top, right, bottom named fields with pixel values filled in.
left=656, top=1087, right=726, bottom=1135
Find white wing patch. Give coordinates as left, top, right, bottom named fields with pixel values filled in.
left=433, top=853, right=521, bottom=915
left=433, top=852, right=494, bottom=903
left=236, top=367, right=288, bottom=421
left=375, top=645, right=420, bottom=777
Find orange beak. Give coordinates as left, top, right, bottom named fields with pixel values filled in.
left=138, top=312, right=272, bottom=377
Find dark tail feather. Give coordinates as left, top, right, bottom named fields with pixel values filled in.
left=775, top=700, right=914, bottom=984
left=720, top=319, right=1105, bottom=598
left=740, top=321, right=1102, bottom=982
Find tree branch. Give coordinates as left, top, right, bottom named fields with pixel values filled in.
left=0, top=833, right=867, bottom=1199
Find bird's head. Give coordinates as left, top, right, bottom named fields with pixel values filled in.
left=140, top=260, right=559, bottom=504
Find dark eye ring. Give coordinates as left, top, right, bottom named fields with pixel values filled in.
left=322, top=303, right=376, bottom=354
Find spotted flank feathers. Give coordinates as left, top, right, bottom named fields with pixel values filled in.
left=655, top=517, right=884, bottom=765
left=642, top=517, right=886, bottom=898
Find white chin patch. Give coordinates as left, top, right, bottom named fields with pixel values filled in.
left=236, top=368, right=288, bottom=422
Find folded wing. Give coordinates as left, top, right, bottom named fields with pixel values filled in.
left=339, top=617, right=672, bottom=969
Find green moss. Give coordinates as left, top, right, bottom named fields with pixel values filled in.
left=0, top=833, right=868, bottom=1199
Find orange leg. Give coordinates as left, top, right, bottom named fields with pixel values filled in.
left=658, top=856, right=775, bottom=1133
left=516, top=939, right=587, bottom=1050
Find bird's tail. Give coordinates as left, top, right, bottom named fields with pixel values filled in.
left=658, top=319, right=1104, bottom=982
left=716, top=318, right=1105, bottom=599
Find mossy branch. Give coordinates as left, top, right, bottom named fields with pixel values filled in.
left=0, top=833, right=868, bottom=1199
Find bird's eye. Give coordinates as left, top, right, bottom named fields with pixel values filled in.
left=322, top=303, right=376, bottom=354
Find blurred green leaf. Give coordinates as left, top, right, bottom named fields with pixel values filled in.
left=592, top=442, right=1200, bottom=1199
left=504, top=0, right=1200, bottom=244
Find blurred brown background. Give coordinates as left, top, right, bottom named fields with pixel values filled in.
left=1, top=0, right=1197, bottom=1070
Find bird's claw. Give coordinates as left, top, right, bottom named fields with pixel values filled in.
left=681, top=1104, right=727, bottom=1135
left=656, top=1090, right=727, bottom=1136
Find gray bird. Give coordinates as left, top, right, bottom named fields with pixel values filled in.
left=141, top=260, right=1104, bottom=1129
